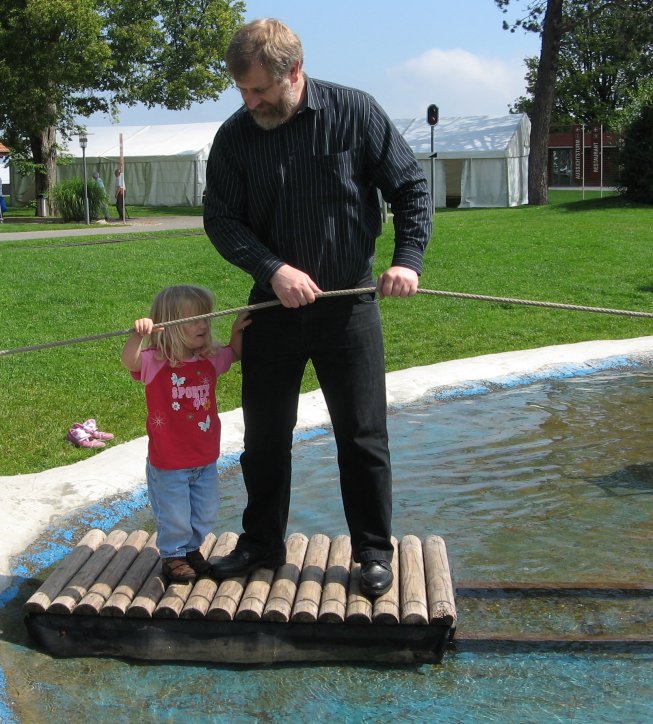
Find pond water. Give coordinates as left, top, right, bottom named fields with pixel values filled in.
left=2, top=368, right=652, bottom=722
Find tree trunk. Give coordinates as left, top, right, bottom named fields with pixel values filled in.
left=30, top=125, right=57, bottom=216
left=528, top=0, right=564, bottom=205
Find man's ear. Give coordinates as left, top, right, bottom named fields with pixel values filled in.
left=289, top=60, right=302, bottom=83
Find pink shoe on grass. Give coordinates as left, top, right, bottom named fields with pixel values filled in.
left=81, top=419, right=114, bottom=441
left=67, top=424, right=106, bottom=449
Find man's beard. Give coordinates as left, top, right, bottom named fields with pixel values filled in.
left=249, top=79, right=296, bottom=130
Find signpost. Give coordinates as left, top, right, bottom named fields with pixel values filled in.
left=118, top=133, right=126, bottom=223
left=78, top=132, right=90, bottom=225
left=427, top=104, right=439, bottom=209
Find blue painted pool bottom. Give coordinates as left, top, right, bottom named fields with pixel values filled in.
left=2, top=646, right=652, bottom=722
left=2, top=361, right=653, bottom=721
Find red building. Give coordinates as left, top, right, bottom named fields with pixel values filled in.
left=548, top=125, right=620, bottom=187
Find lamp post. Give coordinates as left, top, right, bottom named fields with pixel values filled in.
left=79, top=131, right=90, bottom=225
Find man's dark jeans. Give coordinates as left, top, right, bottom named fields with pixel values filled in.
left=237, top=292, right=393, bottom=564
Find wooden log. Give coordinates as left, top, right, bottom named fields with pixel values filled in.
left=207, top=578, right=249, bottom=621
left=24, top=529, right=107, bottom=614
left=399, top=535, right=428, bottom=625
left=152, top=581, right=193, bottom=619
left=126, top=560, right=167, bottom=618
left=47, top=530, right=128, bottom=615
left=318, top=534, right=351, bottom=623
left=154, top=535, right=216, bottom=619
left=290, top=533, right=330, bottom=623
left=423, top=535, right=457, bottom=626
left=372, top=537, right=400, bottom=625
left=206, top=532, right=246, bottom=621
left=101, top=533, right=160, bottom=617
left=345, top=562, right=372, bottom=624
left=74, top=530, right=150, bottom=616
left=262, top=533, right=309, bottom=623
left=235, top=568, right=276, bottom=622
left=181, top=532, right=228, bottom=619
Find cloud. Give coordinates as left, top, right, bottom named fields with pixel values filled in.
left=382, top=48, right=529, bottom=118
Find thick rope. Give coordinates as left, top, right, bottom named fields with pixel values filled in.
left=2, top=286, right=653, bottom=357
left=414, top=288, right=653, bottom=318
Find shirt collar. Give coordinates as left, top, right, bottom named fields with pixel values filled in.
left=301, top=75, right=324, bottom=113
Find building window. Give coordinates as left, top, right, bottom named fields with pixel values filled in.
left=551, top=149, right=572, bottom=186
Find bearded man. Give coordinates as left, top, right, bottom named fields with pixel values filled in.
left=203, top=18, right=432, bottom=598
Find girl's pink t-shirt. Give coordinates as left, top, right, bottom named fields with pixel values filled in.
left=131, top=346, right=234, bottom=469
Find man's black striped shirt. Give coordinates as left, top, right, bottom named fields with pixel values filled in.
left=204, top=76, right=432, bottom=296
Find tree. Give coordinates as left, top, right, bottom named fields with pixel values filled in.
left=495, top=0, right=653, bottom=205
left=511, top=0, right=653, bottom=127
left=496, top=0, right=566, bottom=205
left=618, top=103, right=653, bottom=203
left=616, top=78, right=653, bottom=202
left=0, top=0, right=244, bottom=207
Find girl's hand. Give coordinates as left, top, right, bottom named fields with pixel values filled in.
left=228, top=312, right=251, bottom=360
left=123, top=318, right=158, bottom=372
left=134, top=318, right=156, bottom=336
left=232, top=312, right=252, bottom=333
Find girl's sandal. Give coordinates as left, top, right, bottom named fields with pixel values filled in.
left=67, top=425, right=106, bottom=449
left=81, top=418, right=114, bottom=441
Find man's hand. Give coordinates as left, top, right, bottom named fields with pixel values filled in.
left=271, top=264, right=322, bottom=308
left=376, top=267, right=419, bottom=298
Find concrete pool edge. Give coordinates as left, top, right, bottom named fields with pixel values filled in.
left=3, top=334, right=653, bottom=597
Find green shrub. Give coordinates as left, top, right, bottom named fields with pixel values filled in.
left=49, top=177, right=108, bottom=221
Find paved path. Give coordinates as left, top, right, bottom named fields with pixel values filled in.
left=0, top=215, right=204, bottom=242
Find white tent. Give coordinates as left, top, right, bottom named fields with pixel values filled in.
left=59, top=123, right=222, bottom=206
left=394, top=114, right=530, bottom=208
left=13, top=122, right=221, bottom=207
left=12, top=114, right=529, bottom=209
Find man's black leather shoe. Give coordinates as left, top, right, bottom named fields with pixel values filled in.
left=210, top=548, right=285, bottom=579
left=360, top=559, right=393, bottom=598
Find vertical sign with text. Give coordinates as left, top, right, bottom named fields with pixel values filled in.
left=591, top=125, right=601, bottom=175
left=573, top=124, right=583, bottom=183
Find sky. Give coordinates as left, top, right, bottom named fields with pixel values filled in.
left=84, top=0, right=542, bottom=126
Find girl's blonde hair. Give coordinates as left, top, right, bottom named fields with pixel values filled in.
left=148, top=285, right=215, bottom=365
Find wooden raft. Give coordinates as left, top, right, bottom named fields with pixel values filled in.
left=24, top=530, right=457, bottom=664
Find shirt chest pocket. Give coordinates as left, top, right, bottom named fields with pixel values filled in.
left=309, top=149, right=363, bottom=200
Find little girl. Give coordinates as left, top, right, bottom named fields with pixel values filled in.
left=122, top=285, right=250, bottom=583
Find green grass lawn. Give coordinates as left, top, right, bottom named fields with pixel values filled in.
left=1, top=191, right=652, bottom=475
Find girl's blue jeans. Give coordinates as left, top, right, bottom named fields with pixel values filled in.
left=146, top=460, right=219, bottom=559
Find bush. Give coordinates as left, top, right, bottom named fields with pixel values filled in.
left=49, top=177, right=108, bottom=221
left=618, top=103, right=653, bottom=204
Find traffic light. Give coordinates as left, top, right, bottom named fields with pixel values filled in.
left=427, top=104, right=439, bottom=126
